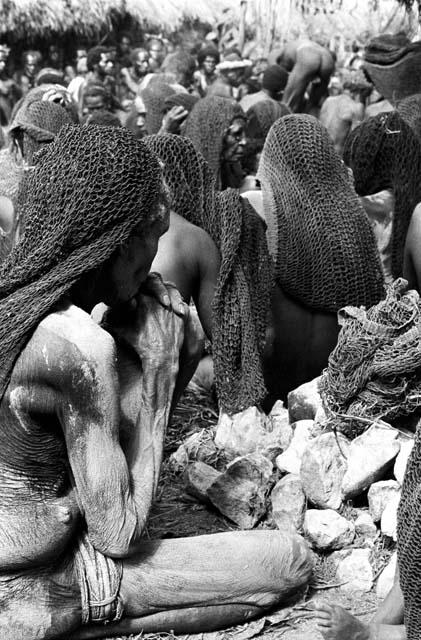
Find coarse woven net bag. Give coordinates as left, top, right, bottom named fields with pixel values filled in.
left=257, top=113, right=384, bottom=313
left=144, top=133, right=272, bottom=413
left=183, top=95, right=246, bottom=189
left=140, top=82, right=176, bottom=134
left=0, top=124, right=162, bottom=402
left=320, top=278, right=421, bottom=438
left=344, top=110, right=421, bottom=279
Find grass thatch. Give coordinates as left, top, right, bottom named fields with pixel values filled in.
left=0, top=0, right=231, bottom=38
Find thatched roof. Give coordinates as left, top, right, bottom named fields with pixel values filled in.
left=0, top=0, right=232, bottom=38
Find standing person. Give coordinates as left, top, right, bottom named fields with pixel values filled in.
left=119, top=48, right=150, bottom=106
left=14, top=50, right=42, bottom=97
left=319, top=71, right=372, bottom=156
left=117, top=31, right=133, bottom=68
left=46, top=44, right=63, bottom=71
left=194, top=45, right=220, bottom=97
left=147, top=36, right=166, bottom=71
left=276, top=40, right=335, bottom=113
left=85, top=46, right=120, bottom=111
left=240, top=65, right=289, bottom=111
left=183, top=95, right=247, bottom=189
left=0, top=45, right=20, bottom=124
left=0, top=124, right=312, bottom=639
left=208, top=54, right=252, bottom=100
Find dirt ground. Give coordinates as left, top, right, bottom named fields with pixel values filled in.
left=105, top=387, right=390, bottom=640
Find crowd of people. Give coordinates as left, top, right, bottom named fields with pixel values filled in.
left=0, top=23, right=421, bottom=640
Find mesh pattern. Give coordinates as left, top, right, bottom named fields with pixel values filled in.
left=344, top=111, right=421, bottom=278
left=0, top=124, right=162, bottom=402
left=257, top=114, right=384, bottom=312
left=144, top=133, right=272, bottom=413
left=183, top=96, right=246, bottom=188
left=246, top=99, right=290, bottom=144
left=320, top=279, right=421, bottom=438
left=397, top=93, right=421, bottom=140
left=140, top=82, right=176, bottom=134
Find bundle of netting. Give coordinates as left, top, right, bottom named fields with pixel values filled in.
left=320, top=278, right=421, bottom=438
left=0, top=124, right=162, bottom=402
left=140, top=82, right=176, bottom=134
left=144, top=133, right=272, bottom=413
left=183, top=96, right=246, bottom=189
left=344, top=111, right=421, bottom=278
left=257, top=114, right=384, bottom=313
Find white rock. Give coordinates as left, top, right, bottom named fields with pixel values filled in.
left=376, top=552, right=397, bottom=599
left=271, top=474, right=306, bottom=531
left=394, top=437, right=414, bottom=485
left=336, top=548, right=373, bottom=592
left=269, top=400, right=293, bottom=450
left=300, top=432, right=350, bottom=509
left=304, top=509, right=355, bottom=551
left=275, top=421, right=313, bottom=475
left=368, top=480, right=401, bottom=522
left=355, top=511, right=378, bottom=539
left=207, top=453, right=273, bottom=529
left=184, top=462, right=222, bottom=503
left=190, top=354, right=214, bottom=392
left=170, top=431, right=217, bottom=472
left=288, top=377, right=322, bottom=423
left=169, top=443, right=189, bottom=472
left=381, top=490, right=401, bottom=541
left=215, top=406, right=288, bottom=461
left=341, top=424, right=400, bottom=500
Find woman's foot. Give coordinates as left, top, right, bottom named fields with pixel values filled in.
left=313, top=603, right=373, bottom=640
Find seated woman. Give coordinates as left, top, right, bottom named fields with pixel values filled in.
left=0, top=124, right=312, bottom=639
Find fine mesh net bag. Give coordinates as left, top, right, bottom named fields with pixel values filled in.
left=257, top=114, right=384, bottom=312
left=183, top=96, right=246, bottom=189
left=144, top=133, right=272, bottom=413
left=320, top=278, right=421, bottom=438
left=344, top=110, right=421, bottom=278
left=0, top=124, right=162, bottom=402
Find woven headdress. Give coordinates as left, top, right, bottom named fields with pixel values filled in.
left=344, top=110, right=421, bottom=278
left=183, top=96, right=246, bottom=188
left=0, top=125, right=162, bottom=401
left=258, top=114, right=384, bottom=312
left=144, top=133, right=272, bottom=413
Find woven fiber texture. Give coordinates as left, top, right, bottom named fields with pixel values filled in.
left=246, top=99, right=290, bottom=145
left=257, top=114, right=384, bottom=312
left=0, top=124, right=162, bottom=402
left=397, top=93, right=421, bottom=140
left=320, top=278, right=421, bottom=438
left=344, top=111, right=421, bottom=278
left=140, top=82, right=175, bottom=134
left=183, top=96, right=246, bottom=189
left=364, top=33, right=413, bottom=65
left=144, top=133, right=272, bottom=413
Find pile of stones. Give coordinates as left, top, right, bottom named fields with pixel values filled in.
left=170, top=377, right=414, bottom=597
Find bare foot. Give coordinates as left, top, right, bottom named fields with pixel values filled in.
left=313, top=602, right=373, bottom=640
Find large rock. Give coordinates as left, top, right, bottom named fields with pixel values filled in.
left=354, top=511, right=378, bottom=540
left=300, top=432, right=350, bottom=509
left=170, top=431, right=218, bottom=472
left=381, top=489, right=401, bottom=541
left=394, top=437, right=414, bottom=486
left=271, top=474, right=306, bottom=531
left=207, top=453, right=273, bottom=529
left=368, top=480, right=400, bottom=522
left=376, top=552, right=397, bottom=599
left=336, top=548, right=373, bottom=592
left=269, top=400, right=293, bottom=450
left=190, top=354, right=214, bottom=392
left=288, top=377, right=322, bottom=422
left=275, top=420, right=313, bottom=475
left=304, top=509, right=355, bottom=551
left=341, top=424, right=400, bottom=500
left=215, top=405, right=289, bottom=461
left=184, top=462, right=222, bottom=503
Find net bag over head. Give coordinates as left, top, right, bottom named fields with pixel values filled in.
left=144, top=133, right=272, bottom=413
left=140, top=82, right=176, bottom=134
left=344, top=111, right=421, bottom=278
left=183, top=96, right=246, bottom=189
left=0, top=124, right=162, bottom=401
left=320, top=278, right=421, bottom=438
left=257, top=114, right=384, bottom=313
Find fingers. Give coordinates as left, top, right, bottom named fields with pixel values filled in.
left=140, top=272, right=188, bottom=317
